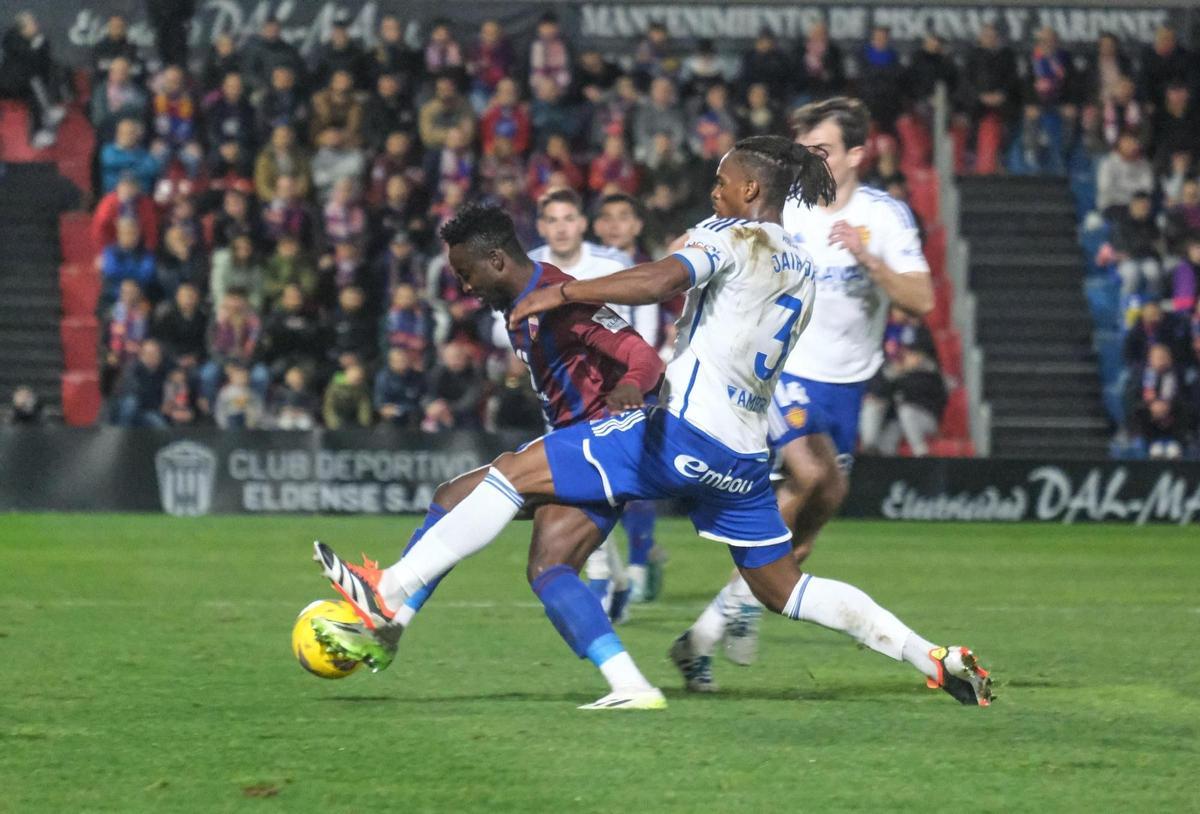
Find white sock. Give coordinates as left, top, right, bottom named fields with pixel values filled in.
left=784, top=574, right=939, bottom=679
left=598, top=651, right=654, bottom=693
left=690, top=573, right=763, bottom=656
left=378, top=468, right=523, bottom=608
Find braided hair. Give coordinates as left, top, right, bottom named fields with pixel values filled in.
left=732, top=135, right=836, bottom=211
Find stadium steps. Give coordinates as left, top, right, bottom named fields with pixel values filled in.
left=0, top=161, right=82, bottom=418
left=959, top=175, right=1110, bottom=459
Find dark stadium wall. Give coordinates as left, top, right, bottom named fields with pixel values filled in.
left=4, top=0, right=1195, bottom=67
left=2, top=428, right=1199, bottom=523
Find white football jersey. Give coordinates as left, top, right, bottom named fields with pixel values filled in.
left=668, top=216, right=817, bottom=454
left=528, top=241, right=660, bottom=346
left=782, top=186, right=929, bottom=383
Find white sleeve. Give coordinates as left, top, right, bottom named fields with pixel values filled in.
left=630, top=303, right=660, bottom=347
left=878, top=200, right=930, bottom=274
left=670, top=224, right=739, bottom=287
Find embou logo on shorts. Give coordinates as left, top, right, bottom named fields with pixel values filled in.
left=672, top=455, right=754, bottom=494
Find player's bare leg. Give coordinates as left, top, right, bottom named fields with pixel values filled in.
left=734, top=552, right=992, bottom=705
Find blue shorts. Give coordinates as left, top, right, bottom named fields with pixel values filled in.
left=767, top=373, right=868, bottom=467
left=578, top=503, right=624, bottom=539
left=542, top=408, right=791, bottom=551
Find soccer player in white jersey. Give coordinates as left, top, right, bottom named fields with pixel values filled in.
left=312, top=135, right=991, bottom=709
left=675, top=97, right=938, bottom=687
left=529, top=188, right=662, bottom=620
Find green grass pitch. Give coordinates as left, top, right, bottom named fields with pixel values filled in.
left=2, top=513, right=1198, bottom=812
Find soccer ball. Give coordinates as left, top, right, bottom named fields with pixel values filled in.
left=292, top=599, right=363, bottom=679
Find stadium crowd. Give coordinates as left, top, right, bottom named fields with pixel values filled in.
left=2, top=7, right=1197, bottom=454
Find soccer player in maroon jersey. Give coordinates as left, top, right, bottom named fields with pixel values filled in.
left=313, top=203, right=669, bottom=703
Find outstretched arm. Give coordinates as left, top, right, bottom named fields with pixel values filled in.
left=510, top=256, right=692, bottom=328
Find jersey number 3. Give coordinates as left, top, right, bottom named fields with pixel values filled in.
left=754, top=294, right=805, bottom=381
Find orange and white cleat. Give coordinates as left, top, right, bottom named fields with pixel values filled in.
left=926, top=646, right=993, bottom=706
left=312, top=540, right=397, bottom=630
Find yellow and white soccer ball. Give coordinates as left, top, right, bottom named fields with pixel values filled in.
left=292, top=599, right=363, bottom=679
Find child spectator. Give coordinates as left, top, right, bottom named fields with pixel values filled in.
left=99, top=218, right=156, bottom=309
left=92, top=174, right=159, bottom=253
left=263, top=235, right=318, bottom=308
left=111, top=339, right=169, bottom=427
left=214, top=362, right=265, bottom=429
left=422, top=342, right=484, bottom=432
left=384, top=283, right=434, bottom=369
left=271, top=366, right=318, bottom=430
left=374, top=347, right=425, bottom=427
left=1129, top=343, right=1187, bottom=459
left=254, top=124, right=311, bottom=203
left=210, top=233, right=266, bottom=311
left=162, top=368, right=195, bottom=425
left=100, top=118, right=161, bottom=194
left=323, top=363, right=373, bottom=428
left=1110, top=192, right=1163, bottom=297
left=155, top=225, right=207, bottom=301
left=480, top=77, right=531, bottom=156
left=312, top=127, right=366, bottom=203
left=310, top=68, right=365, bottom=146
left=90, top=56, right=147, bottom=142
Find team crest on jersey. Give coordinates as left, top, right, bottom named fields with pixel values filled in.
left=786, top=407, right=808, bottom=429
left=527, top=315, right=539, bottom=339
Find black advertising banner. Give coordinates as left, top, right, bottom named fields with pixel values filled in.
left=2, top=0, right=1193, bottom=68
left=2, top=428, right=1199, bottom=523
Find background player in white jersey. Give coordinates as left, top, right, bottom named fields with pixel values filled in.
left=529, top=188, right=660, bottom=620
left=676, top=97, right=937, bottom=686
left=593, top=192, right=666, bottom=604
left=312, top=136, right=991, bottom=709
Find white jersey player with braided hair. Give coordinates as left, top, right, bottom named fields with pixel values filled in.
left=310, top=134, right=991, bottom=710
left=674, top=97, right=938, bottom=690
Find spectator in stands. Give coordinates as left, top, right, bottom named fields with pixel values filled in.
left=161, top=367, right=195, bottom=425
left=424, top=124, right=476, bottom=199
left=423, top=19, right=465, bottom=80
left=1128, top=343, right=1188, bottom=459
left=422, top=342, right=483, bottom=432
left=271, top=366, right=318, bottom=430
left=1170, top=234, right=1200, bottom=314
left=906, top=33, right=958, bottom=106
left=1139, top=25, right=1192, bottom=109
left=311, top=11, right=368, bottom=90
left=633, top=77, right=685, bottom=162
left=161, top=192, right=202, bottom=247
left=151, top=282, right=207, bottom=370
left=370, top=174, right=429, bottom=254
left=148, top=65, right=203, bottom=180
left=526, top=132, right=582, bottom=199
left=91, top=15, right=143, bottom=84
left=363, top=72, right=415, bottom=153
left=589, top=133, right=638, bottom=195
left=199, top=290, right=263, bottom=411
left=258, top=283, right=323, bottom=387
left=737, top=82, right=783, bottom=139
left=796, top=22, right=845, bottom=103
left=211, top=188, right=261, bottom=250
left=262, top=174, right=316, bottom=249
left=1089, top=32, right=1133, bottom=106
left=101, top=118, right=161, bottom=194
left=210, top=233, right=265, bottom=312
left=8, top=385, right=42, bottom=425
left=155, top=224, right=206, bottom=300
left=528, top=13, right=571, bottom=94
left=243, top=16, right=305, bottom=90
left=206, top=73, right=257, bottom=158
left=1123, top=300, right=1192, bottom=372
left=1165, top=178, right=1200, bottom=252
left=860, top=26, right=903, bottom=131
left=1110, top=192, right=1163, bottom=297
left=323, top=362, right=373, bottom=428
left=690, top=82, right=737, bottom=160
left=323, top=178, right=368, bottom=250
left=375, top=347, right=425, bottom=427
left=100, top=217, right=156, bottom=309
left=147, top=0, right=194, bottom=68
left=214, top=362, right=265, bottom=429
left=478, top=135, right=524, bottom=196
left=263, top=234, right=318, bottom=308
left=739, top=29, right=791, bottom=100
left=111, top=339, right=169, bottom=427
left=420, top=76, right=476, bottom=154
left=0, top=11, right=64, bottom=149
left=489, top=352, right=545, bottom=432
left=1096, top=130, right=1154, bottom=219
left=201, top=33, right=241, bottom=94
left=312, top=126, right=366, bottom=203
left=1159, top=150, right=1193, bottom=212
left=328, top=285, right=377, bottom=367
left=254, top=65, right=309, bottom=142
left=368, top=130, right=424, bottom=202
left=384, top=282, right=433, bottom=369
left=530, top=75, right=584, bottom=147
left=324, top=241, right=372, bottom=304
left=1095, top=75, right=1148, bottom=153
left=681, top=39, right=727, bottom=100
left=310, top=68, right=365, bottom=146
left=374, top=226, right=426, bottom=291
left=369, top=15, right=421, bottom=88
left=1151, top=80, right=1197, bottom=168
left=468, top=20, right=514, bottom=112
left=586, top=74, right=640, bottom=153
left=634, top=22, right=680, bottom=87
left=480, top=77, right=530, bottom=156
left=90, top=56, right=147, bottom=143
left=959, top=23, right=1020, bottom=173
left=254, top=124, right=310, bottom=203
left=578, top=49, right=621, bottom=94
left=859, top=307, right=947, bottom=457
left=205, top=139, right=255, bottom=207
left=93, top=173, right=159, bottom=253
left=104, top=279, right=151, bottom=389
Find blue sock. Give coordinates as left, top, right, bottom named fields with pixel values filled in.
left=622, top=501, right=656, bottom=566
left=531, top=564, right=626, bottom=666
left=588, top=578, right=610, bottom=604
left=401, top=503, right=447, bottom=614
